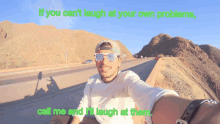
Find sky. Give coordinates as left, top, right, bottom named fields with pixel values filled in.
left=1, top=0, right=220, bottom=55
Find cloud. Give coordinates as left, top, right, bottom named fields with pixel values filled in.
left=21, top=0, right=77, bottom=29
left=40, top=10, right=77, bottom=29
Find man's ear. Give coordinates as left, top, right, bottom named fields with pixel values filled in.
left=118, top=57, right=122, bottom=66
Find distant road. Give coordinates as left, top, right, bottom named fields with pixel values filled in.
left=0, top=59, right=135, bottom=77
left=0, top=58, right=155, bottom=86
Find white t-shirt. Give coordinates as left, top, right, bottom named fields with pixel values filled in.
left=74, top=70, right=179, bottom=124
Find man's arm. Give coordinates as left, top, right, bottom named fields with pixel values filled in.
left=151, top=95, right=219, bottom=124
left=123, top=71, right=219, bottom=123
left=195, top=101, right=220, bottom=124
left=71, top=116, right=81, bottom=124
left=71, top=80, right=92, bottom=124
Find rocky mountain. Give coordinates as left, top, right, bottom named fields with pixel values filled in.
left=0, top=20, right=134, bottom=70
left=137, top=33, right=220, bottom=100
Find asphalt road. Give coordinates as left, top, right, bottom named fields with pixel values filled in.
left=0, top=58, right=157, bottom=124
left=0, top=59, right=148, bottom=86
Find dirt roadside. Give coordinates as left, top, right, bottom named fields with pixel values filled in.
left=146, top=57, right=219, bottom=102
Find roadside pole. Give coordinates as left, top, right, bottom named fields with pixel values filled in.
left=65, top=53, right=67, bottom=67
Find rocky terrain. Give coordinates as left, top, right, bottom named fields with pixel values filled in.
left=199, top=44, right=220, bottom=67
left=138, top=33, right=220, bottom=101
left=152, top=57, right=219, bottom=101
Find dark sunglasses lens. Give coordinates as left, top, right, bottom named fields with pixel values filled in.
left=95, top=54, right=104, bottom=61
left=108, top=53, right=116, bottom=61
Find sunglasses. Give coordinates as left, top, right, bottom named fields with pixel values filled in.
left=94, top=53, right=120, bottom=62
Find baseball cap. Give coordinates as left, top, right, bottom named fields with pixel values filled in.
left=95, top=40, right=121, bottom=55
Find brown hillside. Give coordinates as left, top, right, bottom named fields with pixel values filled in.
left=0, top=26, right=7, bottom=39
left=153, top=57, right=218, bottom=101
left=0, top=20, right=134, bottom=70
left=199, top=44, right=220, bottom=67
left=138, top=33, right=220, bottom=101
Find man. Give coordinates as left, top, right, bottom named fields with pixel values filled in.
left=71, top=40, right=220, bottom=124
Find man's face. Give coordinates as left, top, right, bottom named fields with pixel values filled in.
left=95, top=50, right=122, bottom=80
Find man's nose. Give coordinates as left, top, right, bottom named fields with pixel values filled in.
left=102, top=56, right=109, bottom=63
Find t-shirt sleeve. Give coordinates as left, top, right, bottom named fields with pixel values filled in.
left=124, top=71, right=179, bottom=124
left=73, top=79, right=92, bottom=122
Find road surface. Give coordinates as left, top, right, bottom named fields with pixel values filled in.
left=0, top=58, right=156, bottom=124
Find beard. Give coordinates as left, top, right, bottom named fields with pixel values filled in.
left=100, top=71, right=115, bottom=78
left=99, top=67, right=119, bottom=79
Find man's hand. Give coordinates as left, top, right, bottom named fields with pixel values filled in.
left=151, top=95, right=220, bottom=124
left=193, top=102, right=220, bottom=124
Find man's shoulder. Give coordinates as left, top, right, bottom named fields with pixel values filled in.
left=87, top=73, right=99, bottom=84
left=89, top=73, right=99, bottom=79
left=119, top=70, right=139, bottom=78
left=117, top=70, right=140, bottom=84
left=120, top=70, right=133, bottom=75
